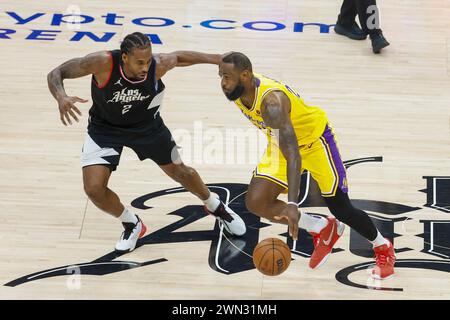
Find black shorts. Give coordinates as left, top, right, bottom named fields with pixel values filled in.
left=81, top=117, right=178, bottom=171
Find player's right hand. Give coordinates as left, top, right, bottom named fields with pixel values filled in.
left=57, top=96, right=87, bottom=126
left=274, top=204, right=300, bottom=240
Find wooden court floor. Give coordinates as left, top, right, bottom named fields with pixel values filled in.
left=0, top=0, right=449, bottom=299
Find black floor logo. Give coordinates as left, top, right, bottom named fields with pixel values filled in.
left=5, top=157, right=450, bottom=290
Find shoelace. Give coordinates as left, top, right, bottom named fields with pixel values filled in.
left=375, top=252, right=388, bottom=267
left=210, top=204, right=234, bottom=223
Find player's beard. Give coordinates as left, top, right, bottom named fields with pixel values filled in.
left=225, top=82, right=245, bottom=101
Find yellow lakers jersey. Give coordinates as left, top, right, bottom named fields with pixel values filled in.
left=234, top=73, right=328, bottom=146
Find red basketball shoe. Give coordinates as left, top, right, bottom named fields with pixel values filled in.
left=371, top=240, right=396, bottom=280
left=309, top=217, right=345, bottom=269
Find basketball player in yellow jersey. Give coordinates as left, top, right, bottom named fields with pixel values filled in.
left=218, top=52, right=395, bottom=279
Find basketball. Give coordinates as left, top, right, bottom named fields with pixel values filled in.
left=253, top=238, right=291, bottom=276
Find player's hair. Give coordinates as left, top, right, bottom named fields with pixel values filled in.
left=222, top=52, right=253, bottom=72
left=120, top=32, right=151, bottom=54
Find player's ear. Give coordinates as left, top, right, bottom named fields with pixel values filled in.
left=122, top=53, right=128, bottom=64
left=241, top=69, right=251, bottom=80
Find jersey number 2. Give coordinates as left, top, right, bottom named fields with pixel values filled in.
left=122, top=105, right=132, bottom=115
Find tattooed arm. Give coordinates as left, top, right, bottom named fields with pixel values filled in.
left=261, top=90, right=301, bottom=239
left=47, top=51, right=111, bottom=125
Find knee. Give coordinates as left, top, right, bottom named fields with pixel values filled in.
left=325, top=201, right=340, bottom=216
left=84, top=182, right=107, bottom=202
left=245, top=191, right=266, bottom=214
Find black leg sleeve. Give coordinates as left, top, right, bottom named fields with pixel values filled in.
left=323, top=189, right=378, bottom=241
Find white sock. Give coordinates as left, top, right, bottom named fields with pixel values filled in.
left=299, top=212, right=328, bottom=234
left=119, top=207, right=138, bottom=224
left=203, top=192, right=221, bottom=212
left=370, top=231, right=389, bottom=248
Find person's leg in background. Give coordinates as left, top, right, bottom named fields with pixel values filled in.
left=355, top=0, right=390, bottom=53
left=335, top=0, right=367, bottom=40
left=337, top=0, right=357, bottom=26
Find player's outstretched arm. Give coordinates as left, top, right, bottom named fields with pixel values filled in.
left=155, top=51, right=222, bottom=79
left=261, top=90, right=301, bottom=239
left=47, top=51, right=110, bottom=126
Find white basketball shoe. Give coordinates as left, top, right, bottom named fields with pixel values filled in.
left=205, top=202, right=246, bottom=236
left=115, top=215, right=147, bottom=253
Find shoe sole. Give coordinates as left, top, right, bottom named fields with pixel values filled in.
left=115, top=222, right=147, bottom=253
left=310, top=222, right=345, bottom=269
left=373, top=42, right=390, bottom=53
left=313, top=252, right=331, bottom=269
left=371, top=272, right=394, bottom=280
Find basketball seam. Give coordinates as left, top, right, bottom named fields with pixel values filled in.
left=253, top=243, right=278, bottom=251
left=256, top=247, right=274, bottom=274
left=272, top=240, right=275, bottom=276
left=272, top=239, right=291, bottom=269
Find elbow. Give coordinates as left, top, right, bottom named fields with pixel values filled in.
left=47, top=73, right=52, bottom=86
left=46, top=71, right=54, bottom=88
left=47, top=68, right=62, bottom=86
left=47, top=68, right=57, bottom=83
